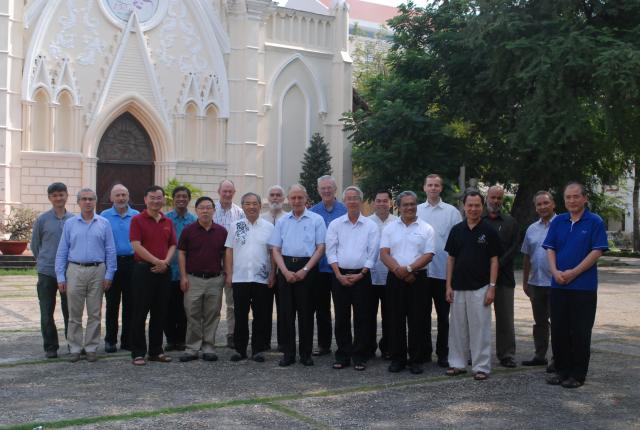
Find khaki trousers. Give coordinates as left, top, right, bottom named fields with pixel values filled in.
left=224, top=284, right=235, bottom=336
left=66, top=263, right=105, bottom=354
left=184, top=274, right=224, bottom=355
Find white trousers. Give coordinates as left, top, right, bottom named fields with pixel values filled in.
left=448, top=286, right=492, bottom=374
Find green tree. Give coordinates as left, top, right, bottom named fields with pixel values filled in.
left=299, top=133, right=332, bottom=204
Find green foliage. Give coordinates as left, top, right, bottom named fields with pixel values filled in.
left=1, top=207, right=38, bottom=241
left=164, top=178, right=203, bottom=208
left=299, top=133, right=332, bottom=205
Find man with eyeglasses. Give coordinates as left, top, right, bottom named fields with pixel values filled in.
left=55, top=188, right=116, bottom=362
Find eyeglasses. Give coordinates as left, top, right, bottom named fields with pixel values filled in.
left=79, top=197, right=96, bottom=201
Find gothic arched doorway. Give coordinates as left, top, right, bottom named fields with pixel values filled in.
left=96, top=112, right=155, bottom=212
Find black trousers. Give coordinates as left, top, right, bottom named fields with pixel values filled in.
left=265, top=280, right=283, bottom=350
left=36, top=273, right=69, bottom=352
left=551, top=288, right=597, bottom=383
left=387, top=271, right=430, bottom=365
left=164, top=280, right=187, bottom=345
left=278, top=258, right=316, bottom=359
left=130, top=263, right=170, bottom=358
left=233, top=282, right=272, bottom=355
left=104, top=256, right=134, bottom=348
left=529, top=284, right=551, bottom=360
left=369, top=284, right=388, bottom=356
left=332, top=270, right=372, bottom=364
left=427, top=277, right=450, bottom=359
left=313, top=272, right=333, bottom=350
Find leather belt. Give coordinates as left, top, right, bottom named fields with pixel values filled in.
left=283, top=256, right=310, bottom=263
left=339, top=268, right=363, bottom=275
left=70, top=261, right=103, bottom=267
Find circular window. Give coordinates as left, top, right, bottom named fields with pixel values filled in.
left=99, top=0, right=168, bottom=31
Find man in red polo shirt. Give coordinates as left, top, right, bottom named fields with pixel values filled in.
left=129, top=185, right=177, bottom=366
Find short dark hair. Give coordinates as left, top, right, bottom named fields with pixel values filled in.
left=195, top=196, right=214, bottom=208
left=564, top=181, right=587, bottom=197
left=144, top=185, right=164, bottom=197
left=395, top=190, right=417, bottom=207
left=463, top=190, right=484, bottom=205
left=533, top=190, right=554, bottom=204
left=374, top=190, right=392, bottom=200
left=47, top=182, right=67, bottom=195
left=172, top=186, right=191, bottom=199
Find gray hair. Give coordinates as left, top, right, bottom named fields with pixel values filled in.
left=395, top=190, right=417, bottom=207
left=77, top=188, right=97, bottom=202
left=267, top=185, right=285, bottom=195
left=288, top=183, right=308, bottom=195
left=342, top=185, right=363, bottom=201
left=218, top=179, right=235, bottom=191
left=241, top=192, right=262, bottom=205
left=317, top=175, right=337, bottom=189
left=110, top=183, right=129, bottom=194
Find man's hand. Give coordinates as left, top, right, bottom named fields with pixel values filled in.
left=393, top=265, right=409, bottom=280
left=553, top=270, right=568, bottom=285
left=58, top=282, right=66, bottom=293
left=268, top=273, right=276, bottom=289
left=484, top=285, right=496, bottom=306
left=561, top=269, right=578, bottom=284
left=224, top=273, right=232, bottom=290
left=404, top=273, right=416, bottom=284
left=284, top=270, right=297, bottom=284
left=336, top=273, right=353, bottom=287
left=151, top=260, right=168, bottom=274
left=445, top=287, right=454, bottom=304
left=181, top=277, right=190, bottom=292
left=523, top=282, right=530, bottom=298
left=102, top=280, right=112, bottom=291
left=294, top=269, right=308, bottom=282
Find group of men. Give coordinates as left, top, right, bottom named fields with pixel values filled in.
left=32, top=174, right=606, bottom=388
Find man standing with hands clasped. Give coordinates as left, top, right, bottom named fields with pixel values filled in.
left=445, top=190, right=501, bottom=381
left=55, top=188, right=116, bottom=363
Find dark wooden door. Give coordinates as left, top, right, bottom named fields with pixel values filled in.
left=96, top=112, right=155, bottom=213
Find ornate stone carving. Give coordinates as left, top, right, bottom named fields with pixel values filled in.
left=97, top=112, right=154, bottom=162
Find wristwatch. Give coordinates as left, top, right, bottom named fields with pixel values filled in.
left=303, top=266, right=309, bottom=272
left=489, top=283, right=496, bottom=288
left=406, top=265, right=413, bottom=273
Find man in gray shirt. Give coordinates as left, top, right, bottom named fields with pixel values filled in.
left=31, top=182, right=74, bottom=358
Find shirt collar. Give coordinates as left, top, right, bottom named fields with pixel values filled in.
left=142, top=209, right=165, bottom=220
left=75, top=213, right=97, bottom=223
left=342, top=213, right=364, bottom=225
left=537, top=214, right=556, bottom=226
left=288, top=209, right=310, bottom=220
left=396, top=217, right=419, bottom=227
left=425, top=199, right=444, bottom=209
left=110, top=205, right=135, bottom=217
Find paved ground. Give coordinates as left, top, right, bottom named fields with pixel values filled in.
left=1, top=262, right=639, bottom=429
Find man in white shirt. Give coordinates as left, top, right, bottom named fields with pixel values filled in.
left=225, top=192, right=275, bottom=363
left=417, top=174, right=462, bottom=368
left=214, top=179, right=244, bottom=349
left=368, top=190, right=397, bottom=359
left=380, top=191, right=436, bottom=375
left=326, top=186, right=380, bottom=371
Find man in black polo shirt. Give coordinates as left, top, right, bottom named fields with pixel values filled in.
left=445, top=190, right=501, bottom=381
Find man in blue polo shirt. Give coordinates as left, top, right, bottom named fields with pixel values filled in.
left=542, top=182, right=608, bottom=388
left=310, top=175, right=346, bottom=356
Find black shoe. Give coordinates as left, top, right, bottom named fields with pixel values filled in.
left=45, top=350, right=58, bottom=359
left=226, top=335, right=235, bottom=349
left=388, top=362, right=405, bottom=373
left=546, top=362, right=556, bottom=373
left=279, top=356, right=296, bottom=367
left=80, top=348, right=86, bottom=356
left=165, top=343, right=177, bottom=352
left=230, top=353, right=247, bottom=362
left=522, top=357, right=548, bottom=366
left=561, top=377, right=584, bottom=389
left=179, top=354, right=198, bottom=362
left=500, top=357, right=517, bottom=368
left=202, top=353, right=218, bottom=362
left=104, top=342, right=117, bottom=353
left=312, top=347, right=331, bottom=357
left=437, top=357, right=449, bottom=368
left=546, top=374, right=566, bottom=386
left=252, top=353, right=265, bottom=363
left=410, top=363, right=424, bottom=375
left=300, top=356, right=314, bottom=366
left=382, top=351, right=392, bottom=360
left=175, top=343, right=186, bottom=352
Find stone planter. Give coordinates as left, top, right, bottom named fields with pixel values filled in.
left=0, top=240, right=28, bottom=255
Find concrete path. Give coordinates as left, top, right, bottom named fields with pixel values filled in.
left=0, top=267, right=638, bottom=429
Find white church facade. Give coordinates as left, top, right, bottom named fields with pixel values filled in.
left=0, top=0, right=353, bottom=212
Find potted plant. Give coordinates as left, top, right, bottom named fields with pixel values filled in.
left=0, top=207, right=39, bottom=255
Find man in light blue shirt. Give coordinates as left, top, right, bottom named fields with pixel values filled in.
left=269, top=184, right=326, bottom=367
left=101, top=184, right=139, bottom=353
left=521, top=191, right=556, bottom=369
left=55, top=188, right=116, bottom=362
left=310, top=175, right=346, bottom=356
left=165, top=186, right=197, bottom=351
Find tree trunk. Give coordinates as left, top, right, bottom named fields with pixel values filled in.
left=633, top=159, right=640, bottom=252
left=511, top=181, right=538, bottom=229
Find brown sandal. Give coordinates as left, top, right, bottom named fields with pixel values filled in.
left=132, top=356, right=146, bottom=366
left=148, top=354, right=172, bottom=363
left=474, top=371, right=489, bottom=381
left=446, top=367, right=467, bottom=376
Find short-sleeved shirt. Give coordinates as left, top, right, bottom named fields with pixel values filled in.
left=310, top=200, right=347, bottom=273
left=31, top=209, right=74, bottom=278
left=100, top=206, right=139, bottom=256
left=166, top=210, right=197, bottom=280
left=268, top=209, right=326, bottom=257
left=178, top=221, right=227, bottom=274
left=214, top=201, right=244, bottom=232
left=417, top=200, right=462, bottom=280
left=225, top=218, right=274, bottom=284
left=445, top=220, right=502, bottom=291
left=368, top=213, right=397, bottom=285
left=380, top=217, right=436, bottom=269
left=521, top=216, right=555, bottom=287
left=542, top=209, right=608, bottom=291
left=325, top=213, right=380, bottom=270
left=130, top=210, right=177, bottom=262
